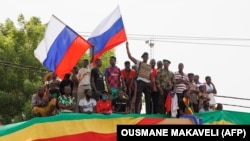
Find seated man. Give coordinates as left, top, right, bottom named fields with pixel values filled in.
left=216, top=103, right=223, bottom=110
left=199, top=100, right=213, bottom=113
left=112, top=90, right=130, bottom=114
left=96, top=90, right=112, bottom=114
left=58, top=86, right=76, bottom=113
left=79, top=89, right=96, bottom=113
left=31, top=86, right=57, bottom=117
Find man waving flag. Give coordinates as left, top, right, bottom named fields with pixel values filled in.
left=88, top=6, right=127, bottom=63
left=34, top=15, right=92, bottom=79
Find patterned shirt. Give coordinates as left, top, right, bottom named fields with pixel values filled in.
left=105, top=66, right=121, bottom=88
left=58, top=95, right=76, bottom=106
left=156, top=68, right=175, bottom=90
left=174, top=71, right=189, bottom=93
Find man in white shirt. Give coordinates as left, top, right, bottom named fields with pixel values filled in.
left=76, top=46, right=94, bottom=112
left=79, top=89, right=96, bottom=113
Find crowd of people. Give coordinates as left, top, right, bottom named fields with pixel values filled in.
left=31, top=42, right=223, bottom=117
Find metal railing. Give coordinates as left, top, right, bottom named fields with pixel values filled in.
left=215, top=95, right=250, bottom=109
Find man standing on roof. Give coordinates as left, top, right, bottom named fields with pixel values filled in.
left=126, top=41, right=153, bottom=114
left=76, top=46, right=94, bottom=112
left=104, top=56, right=122, bottom=100
left=156, top=59, right=175, bottom=114
left=174, top=63, right=189, bottom=108
left=91, top=58, right=105, bottom=101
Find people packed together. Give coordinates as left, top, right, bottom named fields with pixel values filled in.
left=31, top=42, right=219, bottom=117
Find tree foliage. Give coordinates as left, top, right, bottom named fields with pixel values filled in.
left=0, top=14, right=46, bottom=124
left=0, top=14, right=115, bottom=125
left=0, top=91, right=24, bottom=124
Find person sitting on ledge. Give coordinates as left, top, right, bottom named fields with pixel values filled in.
left=112, top=90, right=130, bottom=114
left=199, top=100, right=213, bottom=113
left=96, top=90, right=112, bottom=114
left=31, top=86, right=57, bottom=117
left=79, top=89, right=96, bottom=113
left=58, top=86, right=76, bottom=113
left=216, top=103, right=223, bottom=110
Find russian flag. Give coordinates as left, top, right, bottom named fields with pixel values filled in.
left=88, top=6, right=127, bottom=63
left=34, top=15, right=91, bottom=79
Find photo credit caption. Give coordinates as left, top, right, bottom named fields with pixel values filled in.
left=117, top=125, right=250, bottom=141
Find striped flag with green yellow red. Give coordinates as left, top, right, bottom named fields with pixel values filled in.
left=0, top=113, right=167, bottom=141
left=1, top=110, right=249, bottom=141
left=182, top=97, right=194, bottom=114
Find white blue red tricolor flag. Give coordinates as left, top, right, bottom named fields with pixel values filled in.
left=34, top=15, right=91, bottom=79
left=88, top=6, right=127, bottom=63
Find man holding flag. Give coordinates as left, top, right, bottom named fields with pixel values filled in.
left=35, top=5, right=127, bottom=101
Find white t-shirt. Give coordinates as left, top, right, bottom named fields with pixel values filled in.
left=79, top=97, right=96, bottom=112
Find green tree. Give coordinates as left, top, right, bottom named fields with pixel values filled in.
left=100, top=50, right=115, bottom=72
left=0, top=91, right=23, bottom=124
left=0, top=14, right=46, bottom=124
left=0, top=14, right=116, bottom=125
left=76, top=49, right=115, bottom=73
left=0, top=14, right=46, bottom=93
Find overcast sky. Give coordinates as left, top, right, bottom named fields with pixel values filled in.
left=1, top=0, right=250, bottom=113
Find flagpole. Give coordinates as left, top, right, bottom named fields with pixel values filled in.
left=51, top=14, right=92, bottom=46
left=51, top=14, right=67, bottom=25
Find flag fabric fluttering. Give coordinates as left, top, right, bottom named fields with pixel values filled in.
left=34, top=15, right=92, bottom=79
left=87, top=5, right=127, bottom=63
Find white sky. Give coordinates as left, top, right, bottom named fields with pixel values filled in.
left=1, top=0, right=249, bottom=113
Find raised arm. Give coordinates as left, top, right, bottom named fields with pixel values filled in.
left=126, top=41, right=137, bottom=64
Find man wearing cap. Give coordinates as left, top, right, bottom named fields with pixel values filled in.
left=126, top=41, right=153, bottom=114
left=155, top=59, right=175, bottom=114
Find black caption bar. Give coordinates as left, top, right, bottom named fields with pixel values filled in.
left=117, top=125, right=250, bottom=141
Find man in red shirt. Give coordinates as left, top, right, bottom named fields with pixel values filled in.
left=96, top=91, right=112, bottom=114
left=121, top=61, right=136, bottom=111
